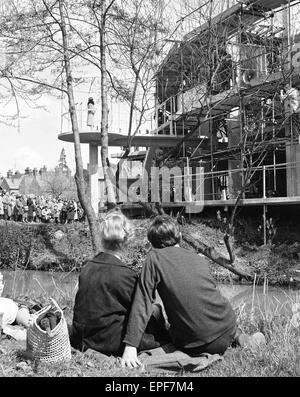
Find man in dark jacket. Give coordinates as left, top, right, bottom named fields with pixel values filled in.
left=121, top=215, right=237, bottom=368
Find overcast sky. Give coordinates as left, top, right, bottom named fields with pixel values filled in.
left=1, top=0, right=298, bottom=177
left=0, top=77, right=149, bottom=177
left=1, top=91, right=91, bottom=176
left=1, top=95, right=66, bottom=176
left=0, top=0, right=203, bottom=177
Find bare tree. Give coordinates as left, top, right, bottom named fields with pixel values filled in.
left=40, top=170, right=77, bottom=200
left=0, top=0, right=102, bottom=250
left=0, top=0, right=169, bottom=249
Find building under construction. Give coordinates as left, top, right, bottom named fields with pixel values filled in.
left=58, top=0, right=300, bottom=236
left=151, top=0, right=300, bottom=208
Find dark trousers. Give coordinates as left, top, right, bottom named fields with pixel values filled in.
left=182, top=324, right=237, bottom=356
left=138, top=304, right=171, bottom=352
left=68, top=304, right=170, bottom=356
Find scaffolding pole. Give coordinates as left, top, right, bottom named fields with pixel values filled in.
left=263, top=204, right=267, bottom=245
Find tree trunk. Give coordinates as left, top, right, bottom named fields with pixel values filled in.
left=99, top=1, right=116, bottom=208
left=181, top=231, right=252, bottom=281
left=138, top=201, right=252, bottom=281
left=58, top=0, right=101, bottom=252
left=115, top=73, right=139, bottom=200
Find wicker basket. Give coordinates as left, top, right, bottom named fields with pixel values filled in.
left=26, top=298, right=71, bottom=364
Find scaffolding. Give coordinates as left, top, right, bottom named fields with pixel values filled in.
left=149, top=0, right=300, bottom=207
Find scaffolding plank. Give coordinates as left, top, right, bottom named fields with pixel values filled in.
left=245, top=0, right=293, bottom=11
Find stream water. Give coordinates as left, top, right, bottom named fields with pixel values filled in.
left=1, top=270, right=300, bottom=317
left=1, top=270, right=78, bottom=302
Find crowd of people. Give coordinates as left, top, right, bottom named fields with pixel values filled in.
left=0, top=191, right=85, bottom=224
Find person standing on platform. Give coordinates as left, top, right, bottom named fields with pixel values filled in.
left=87, top=97, right=96, bottom=130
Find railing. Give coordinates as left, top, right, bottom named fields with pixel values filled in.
left=118, top=160, right=300, bottom=208
left=60, top=103, right=154, bottom=136
left=154, top=96, right=178, bottom=136
left=60, top=103, right=101, bottom=134
left=168, top=160, right=300, bottom=203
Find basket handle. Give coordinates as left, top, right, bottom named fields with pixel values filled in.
left=31, top=299, right=63, bottom=325
left=32, top=304, right=52, bottom=319
left=49, top=297, right=63, bottom=314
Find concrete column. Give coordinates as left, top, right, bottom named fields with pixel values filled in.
left=89, top=144, right=99, bottom=215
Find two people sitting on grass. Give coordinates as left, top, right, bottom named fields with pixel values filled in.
left=0, top=209, right=265, bottom=363
left=70, top=209, right=246, bottom=363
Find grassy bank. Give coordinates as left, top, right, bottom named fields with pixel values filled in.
left=0, top=218, right=300, bottom=286
left=1, top=219, right=300, bottom=378
left=0, top=278, right=299, bottom=377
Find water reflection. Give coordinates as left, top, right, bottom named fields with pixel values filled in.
left=1, top=270, right=79, bottom=302
left=218, top=283, right=300, bottom=318
left=1, top=270, right=299, bottom=317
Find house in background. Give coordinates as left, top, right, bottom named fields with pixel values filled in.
left=0, top=170, right=25, bottom=194
left=0, top=148, right=75, bottom=197
left=0, top=167, right=48, bottom=196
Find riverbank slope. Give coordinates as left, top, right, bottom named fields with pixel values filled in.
left=0, top=219, right=300, bottom=286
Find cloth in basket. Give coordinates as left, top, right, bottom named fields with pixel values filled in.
left=26, top=297, right=71, bottom=364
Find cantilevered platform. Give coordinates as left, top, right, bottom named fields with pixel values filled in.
left=58, top=131, right=213, bottom=148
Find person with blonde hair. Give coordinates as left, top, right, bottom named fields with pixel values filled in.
left=69, top=208, right=169, bottom=356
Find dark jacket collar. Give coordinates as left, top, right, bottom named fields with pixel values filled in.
left=91, top=251, right=128, bottom=268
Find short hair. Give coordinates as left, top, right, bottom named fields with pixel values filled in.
left=99, top=209, right=133, bottom=251
left=147, top=215, right=181, bottom=249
